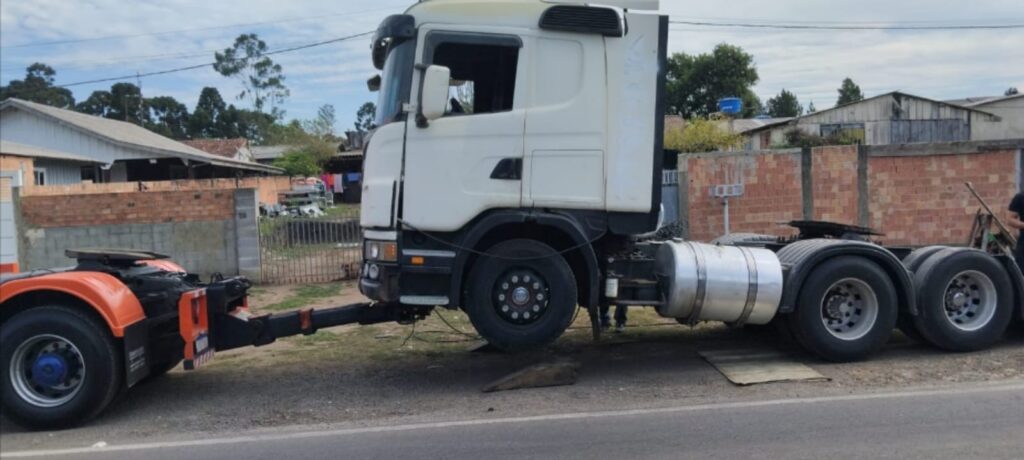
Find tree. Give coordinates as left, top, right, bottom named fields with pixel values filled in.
left=146, top=96, right=190, bottom=139
left=664, top=116, right=744, bottom=153
left=189, top=87, right=229, bottom=138
left=304, top=104, right=336, bottom=139
left=355, top=102, right=376, bottom=133
left=0, top=63, right=75, bottom=108
left=75, top=82, right=148, bottom=125
left=1006, top=87, right=1020, bottom=96
left=272, top=151, right=320, bottom=177
left=807, top=101, right=817, bottom=113
left=213, top=34, right=289, bottom=113
left=665, top=44, right=760, bottom=118
left=836, top=77, right=864, bottom=106
left=766, top=89, right=803, bottom=118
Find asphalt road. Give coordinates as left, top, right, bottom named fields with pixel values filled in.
left=4, top=381, right=1022, bottom=460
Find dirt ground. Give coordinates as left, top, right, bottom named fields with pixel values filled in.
left=2, top=283, right=1023, bottom=451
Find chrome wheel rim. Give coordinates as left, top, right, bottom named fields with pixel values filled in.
left=943, top=270, right=997, bottom=332
left=820, top=278, right=879, bottom=341
left=494, top=269, right=549, bottom=325
left=9, top=334, right=86, bottom=408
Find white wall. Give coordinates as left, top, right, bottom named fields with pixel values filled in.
left=0, top=109, right=159, bottom=167
left=972, top=97, right=1024, bottom=141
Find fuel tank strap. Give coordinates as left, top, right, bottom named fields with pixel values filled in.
left=686, top=242, right=708, bottom=325
left=734, top=246, right=760, bottom=327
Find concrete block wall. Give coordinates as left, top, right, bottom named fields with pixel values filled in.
left=678, top=139, right=1023, bottom=246
left=16, top=188, right=260, bottom=279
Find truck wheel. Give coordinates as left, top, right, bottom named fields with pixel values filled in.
left=788, top=256, right=898, bottom=362
left=911, top=250, right=1013, bottom=352
left=1, top=305, right=123, bottom=429
left=897, top=246, right=948, bottom=342
left=464, top=239, right=577, bottom=352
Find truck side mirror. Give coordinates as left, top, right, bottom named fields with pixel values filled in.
left=418, top=65, right=450, bottom=127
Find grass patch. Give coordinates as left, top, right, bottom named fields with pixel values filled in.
left=262, top=284, right=344, bottom=311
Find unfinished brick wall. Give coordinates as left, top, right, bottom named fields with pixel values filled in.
left=678, top=141, right=1022, bottom=246
left=867, top=150, right=1018, bottom=245
left=684, top=151, right=804, bottom=242
left=15, top=188, right=259, bottom=277
left=21, top=190, right=234, bottom=228
left=22, top=176, right=291, bottom=205
left=811, top=145, right=860, bottom=225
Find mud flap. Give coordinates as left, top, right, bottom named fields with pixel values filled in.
left=179, top=289, right=214, bottom=370
left=122, top=320, right=150, bottom=387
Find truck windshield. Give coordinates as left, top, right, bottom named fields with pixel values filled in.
left=375, top=39, right=415, bottom=127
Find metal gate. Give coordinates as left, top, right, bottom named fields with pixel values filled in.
left=258, top=206, right=362, bottom=284
left=1, top=171, right=22, bottom=273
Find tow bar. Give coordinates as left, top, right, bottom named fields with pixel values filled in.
left=178, top=289, right=431, bottom=370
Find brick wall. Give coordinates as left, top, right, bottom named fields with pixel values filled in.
left=21, top=190, right=234, bottom=228
left=16, top=188, right=260, bottom=278
left=867, top=150, right=1018, bottom=245
left=683, top=150, right=804, bottom=242
left=22, top=176, right=291, bottom=205
left=677, top=140, right=1023, bottom=246
left=811, top=145, right=860, bottom=225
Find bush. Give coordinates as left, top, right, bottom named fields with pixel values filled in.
left=782, top=128, right=862, bottom=149
left=272, top=151, right=320, bottom=177
left=664, top=116, right=744, bottom=153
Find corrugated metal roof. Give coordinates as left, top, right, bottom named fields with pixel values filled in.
left=0, top=98, right=282, bottom=174
left=0, top=140, right=103, bottom=164
left=740, top=91, right=998, bottom=134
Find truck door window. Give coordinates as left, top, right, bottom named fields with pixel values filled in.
left=432, top=42, right=518, bottom=116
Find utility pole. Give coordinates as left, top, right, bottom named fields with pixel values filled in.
left=136, top=71, right=144, bottom=126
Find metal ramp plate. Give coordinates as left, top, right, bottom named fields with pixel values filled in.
left=698, top=349, right=829, bottom=386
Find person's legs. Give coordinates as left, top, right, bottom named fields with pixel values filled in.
left=600, top=305, right=611, bottom=330
left=614, top=304, right=628, bottom=332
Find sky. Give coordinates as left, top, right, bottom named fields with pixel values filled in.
left=1, top=0, right=1022, bottom=134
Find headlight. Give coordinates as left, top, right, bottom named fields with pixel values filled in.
left=363, top=240, right=398, bottom=262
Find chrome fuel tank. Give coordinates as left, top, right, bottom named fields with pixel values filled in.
left=655, top=241, right=783, bottom=325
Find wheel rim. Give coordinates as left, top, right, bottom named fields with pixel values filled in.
left=493, top=269, right=550, bottom=325
left=9, top=334, right=86, bottom=408
left=820, top=278, right=879, bottom=341
left=942, top=270, right=997, bottom=332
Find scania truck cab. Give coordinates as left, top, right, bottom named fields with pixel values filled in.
left=359, top=0, right=1023, bottom=357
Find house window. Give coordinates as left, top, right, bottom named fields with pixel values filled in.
left=33, top=168, right=46, bottom=186
left=430, top=39, right=520, bottom=116
left=820, top=123, right=866, bottom=144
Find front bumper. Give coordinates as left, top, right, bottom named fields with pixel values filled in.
left=359, top=262, right=400, bottom=303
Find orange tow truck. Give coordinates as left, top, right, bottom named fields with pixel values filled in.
left=0, top=249, right=424, bottom=429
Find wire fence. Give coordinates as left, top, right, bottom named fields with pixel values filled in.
left=258, top=206, right=362, bottom=284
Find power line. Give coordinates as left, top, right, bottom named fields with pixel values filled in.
left=1, top=5, right=402, bottom=49
left=669, top=20, right=1024, bottom=30
left=56, top=31, right=374, bottom=88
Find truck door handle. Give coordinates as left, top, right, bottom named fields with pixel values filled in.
left=490, top=158, right=522, bottom=180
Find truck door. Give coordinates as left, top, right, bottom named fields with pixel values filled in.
left=402, top=30, right=527, bottom=232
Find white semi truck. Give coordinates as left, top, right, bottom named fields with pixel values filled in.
left=2, top=0, right=1022, bottom=429
left=356, top=0, right=1023, bottom=361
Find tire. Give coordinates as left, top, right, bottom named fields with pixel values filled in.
left=787, top=256, right=898, bottom=362
left=464, top=239, right=577, bottom=352
left=711, top=233, right=778, bottom=246
left=139, top=358, right=182, bottom=383
left=1, top=305, right=123, bottom=429
left=897, top=246, right=949, bottom=342
left=911, top=249, right=1013, bottom=352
